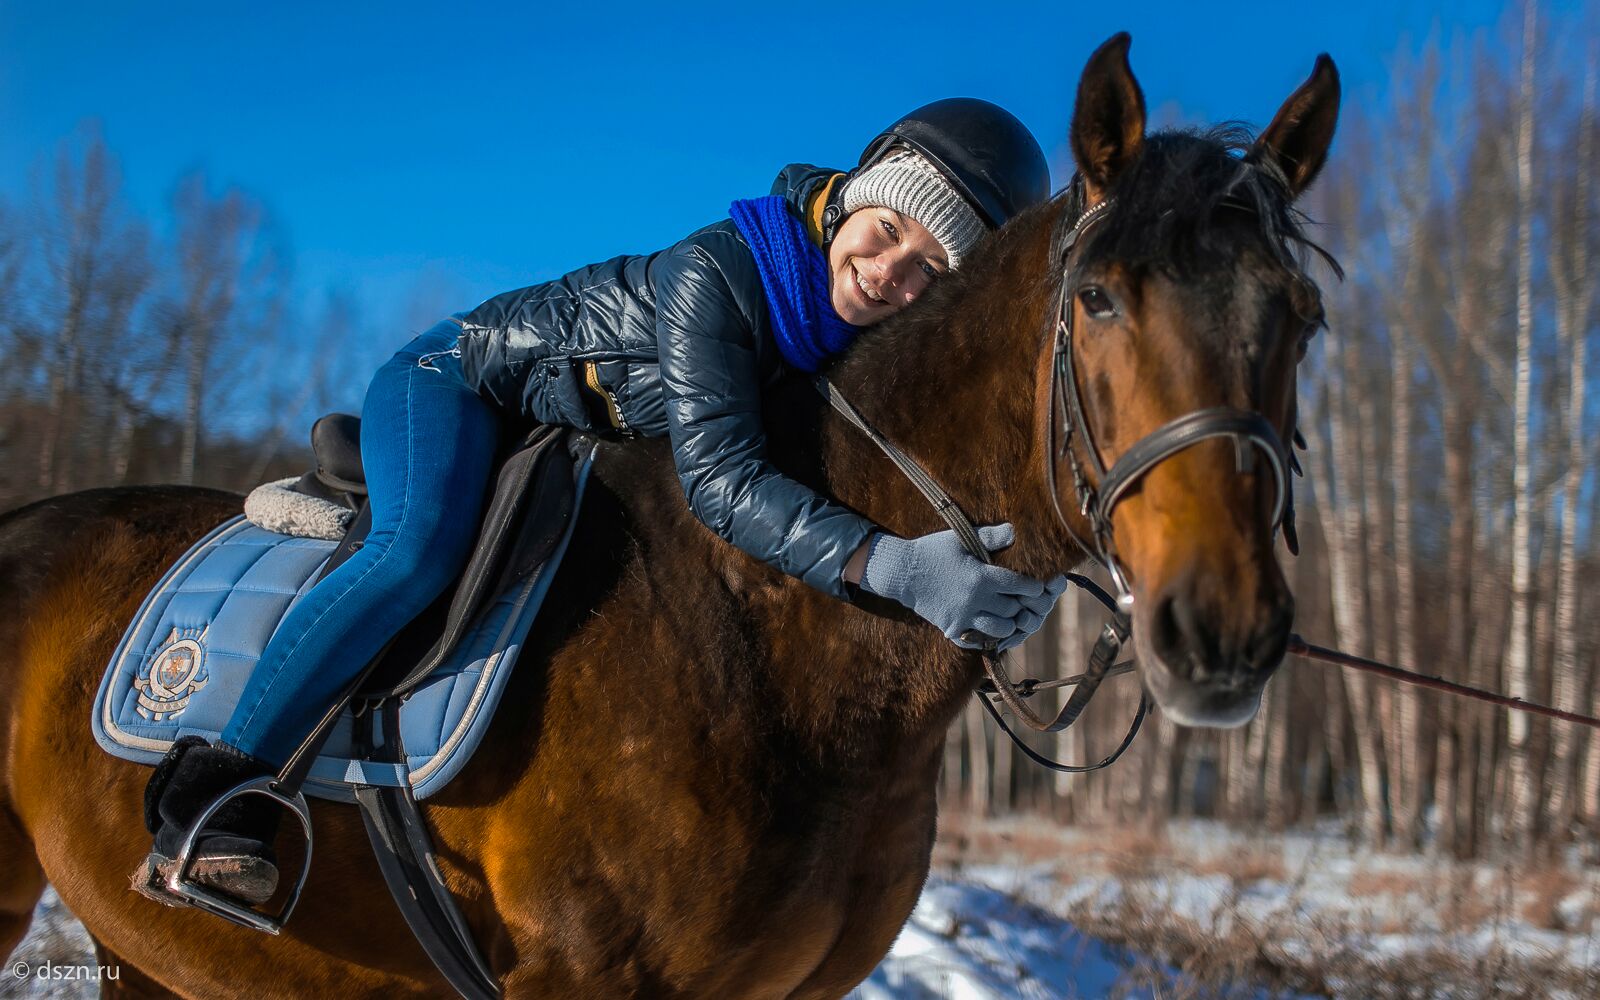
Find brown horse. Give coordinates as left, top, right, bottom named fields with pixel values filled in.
left=0, top=35, right=1338, bottom=999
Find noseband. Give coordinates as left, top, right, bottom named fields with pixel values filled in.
left=1045, top=185, right=1292, bottom=609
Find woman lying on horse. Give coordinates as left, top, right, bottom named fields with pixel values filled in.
left=136, top=98, right=1068, bottom=908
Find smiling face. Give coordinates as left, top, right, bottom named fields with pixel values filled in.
left=826, top=207, right=950, bottom=326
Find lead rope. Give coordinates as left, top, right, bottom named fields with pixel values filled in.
left=1287, top=636, right=1600, bottom=730
left=815, top=377, right=1146, bottom=773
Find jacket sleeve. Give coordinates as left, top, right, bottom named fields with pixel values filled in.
left=655, top=236, right=874, bottom=599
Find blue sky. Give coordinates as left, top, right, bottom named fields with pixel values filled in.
left=0, top=0, right=1584, bottom=344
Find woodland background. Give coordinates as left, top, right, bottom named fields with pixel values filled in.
left=949, top=3, right=1600, bottom=863
left=1, top=3, right=1595, bottom=863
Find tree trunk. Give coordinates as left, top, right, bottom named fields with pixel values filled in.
left=179, top=337, right=205, bottom=486
left=1547, top=44, right=1593, bottom=834
left=963, top=697, right=990, bottom=817
left=1053, top=592, right=1084, bottom=814
left=1390, top=292, right=1422, bottom=847
left=1433, top=390, right=1476, bottom=856
left=1265, top=667, right=1291, bottom=828
left=1311, top=335, right=1386, bottom=843
left=1505, top=0, right=1540, bottom=851
left=1150, top=715, right=1177, bottom=823
left=1586, top=453, right=1600, bottom=826
left=941, top=707, right=964, bottom=805
left=37, top=282, right=86, bottom=491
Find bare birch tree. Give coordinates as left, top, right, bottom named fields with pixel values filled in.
left=163, top=173, right=282, bottom=486
left=1310, top=325, right=1387, bottom=844
left=1505, top=0, right=1541, bottom=850
left=1548, top=44, right=1595, bottom=832
left=32, top=126, right=152, bottom=494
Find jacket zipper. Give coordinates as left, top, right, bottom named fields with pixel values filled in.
left=583, top=361, right=631, bottom=433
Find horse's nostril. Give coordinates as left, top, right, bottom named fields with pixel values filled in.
left=1246, top=596, right=1295, bottom=670
left=1150, top=592, right=1210, bottom=679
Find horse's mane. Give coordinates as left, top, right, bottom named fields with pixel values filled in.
left=1080, top=124, right=1343, bottom=293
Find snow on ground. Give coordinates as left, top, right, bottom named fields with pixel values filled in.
left=5, top=888, right=99, bottom=1000
left=7, top=876, right=1222, bottom=999
left=13, top=819, right=1593, bottom=997
left=937, top=816, right=1600, bottom=997
left=848, top=874, right=1179, bottom=1000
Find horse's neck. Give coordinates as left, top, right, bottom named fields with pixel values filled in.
left=739, top=220, right=1072, bottom=761
left=578, top=210, right=1066, bottom=773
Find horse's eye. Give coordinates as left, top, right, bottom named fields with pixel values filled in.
left=1078, top=286, right=1116, bottom=318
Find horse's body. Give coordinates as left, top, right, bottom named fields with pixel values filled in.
left=0, top=35, right=1340, bottom=998
left=0, top=434, right=974, bottom=997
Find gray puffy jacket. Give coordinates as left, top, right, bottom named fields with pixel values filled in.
left=455, top=164, right=873, bottom=598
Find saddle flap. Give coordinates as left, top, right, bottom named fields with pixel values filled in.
left=355, top=425, right=575, bottom=700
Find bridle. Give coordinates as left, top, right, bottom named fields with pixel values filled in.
left=818, top=173, right=1304, bottom=772
left=1044, top=177, right=1294, bottom=609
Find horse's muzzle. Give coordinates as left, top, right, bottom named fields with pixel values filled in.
left=1134, top=572, right=1293, bottom=728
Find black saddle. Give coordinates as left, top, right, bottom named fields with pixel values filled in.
left=280, top=413, right=368, bottom=510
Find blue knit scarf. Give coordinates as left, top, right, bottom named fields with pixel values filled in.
left=729, top=195, right=861, bottom=373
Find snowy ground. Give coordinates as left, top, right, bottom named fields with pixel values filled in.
left=5, top=888, right=99, bottom=1000
left=8, top=819, right=1596, bottom=997
left=7, top=876, right=1207, bottom=999
left=936, top=816, right=1600, bottom=998
left=847, top=875, right=1195, bottom=1000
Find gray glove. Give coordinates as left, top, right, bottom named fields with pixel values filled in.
left=860, top=523, right=1063, bottom=650
left=996, top=572, right=1070, bottom=651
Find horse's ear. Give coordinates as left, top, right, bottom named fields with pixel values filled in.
left=1250, top=55, right=1341, bottom=198
left=1070, top=33, right=1146, bottom=200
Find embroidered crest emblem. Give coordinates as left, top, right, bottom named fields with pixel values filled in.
left=135, top=625, right=210, bottom=721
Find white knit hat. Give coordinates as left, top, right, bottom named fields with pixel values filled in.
left=841, top=149, right=986, bottom=269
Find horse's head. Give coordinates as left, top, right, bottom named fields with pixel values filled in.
left=823, top=34, right=1337, bottom=730
left=1051, top=34, right=1339, bottom=726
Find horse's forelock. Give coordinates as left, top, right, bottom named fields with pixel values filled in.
left=1072, top=126, right=1341, bottom=286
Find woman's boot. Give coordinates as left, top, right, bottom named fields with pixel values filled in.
left=133, top=735, right=283, bottom=907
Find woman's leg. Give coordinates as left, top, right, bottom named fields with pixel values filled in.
left=220, top=320, right=499, bottom=770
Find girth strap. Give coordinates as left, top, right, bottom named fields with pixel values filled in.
left=352, top=702, right=501, bottom=999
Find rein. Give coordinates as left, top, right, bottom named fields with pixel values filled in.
left=1287, top=637, right=1600, bottom=730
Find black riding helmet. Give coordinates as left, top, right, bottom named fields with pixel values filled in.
left=823, top=98, right=1051, bottom=246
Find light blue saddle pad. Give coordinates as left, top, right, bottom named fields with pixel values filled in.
left=92, top=451, right=592, bottom=802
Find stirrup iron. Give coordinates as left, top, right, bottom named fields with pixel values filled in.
left=148, top=776, right=314, bottom=935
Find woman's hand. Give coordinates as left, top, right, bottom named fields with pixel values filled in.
left=855, top=523, right=1066, bottom=650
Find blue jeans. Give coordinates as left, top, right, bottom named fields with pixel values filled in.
left=221, top=319, right=501, bottom=768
